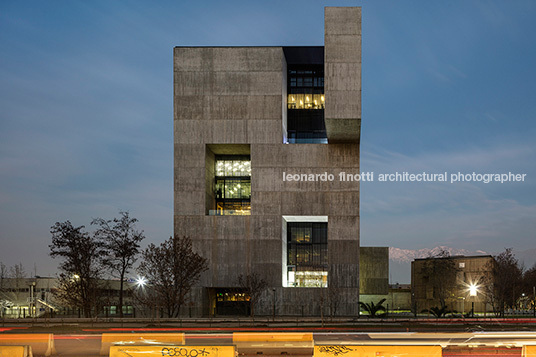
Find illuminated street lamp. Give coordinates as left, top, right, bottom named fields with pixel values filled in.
left=469, top=283, right=479, bottom=317
left=135, top=276, right=148, bottom=288
left=469, top=283, right=478, bottom=297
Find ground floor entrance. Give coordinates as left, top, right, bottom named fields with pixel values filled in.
left=208, top=288, right=251, bottom=316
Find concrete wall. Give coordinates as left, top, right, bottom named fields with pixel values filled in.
left=361, top=288, right=412, bottom=312
left=324, top=7, right=361, bottom=143
left=174, top=7, right=361, bottom=316
left=359, top=247, right=389, bottom=295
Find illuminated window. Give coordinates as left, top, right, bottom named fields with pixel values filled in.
left=212, top=156, right=251, bottom=216
left=286, top=64, right=326, bottom=143
left=286, top=222, right=328, bottom=287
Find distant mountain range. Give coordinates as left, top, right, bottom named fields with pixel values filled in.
left=389, top=246, right=489, bottom=263
left=388, top=246, right=536, bottom=284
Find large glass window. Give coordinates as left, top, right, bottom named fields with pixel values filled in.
left=212, top=156, right=251, bottom=216
left=288, top=94, right=325, bottom=110
left=286, top=65, right=327, bottom=143
left=287, top=67, right=325, bottom=109
left=286, top=222, right=328, bottom=287
left=215, top=159, right=251, bottom=177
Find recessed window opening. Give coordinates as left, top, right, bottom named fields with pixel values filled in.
left=212, top=156, right=251, bottom=215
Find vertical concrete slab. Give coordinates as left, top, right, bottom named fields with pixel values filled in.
left=324, top=7, right=362, bottom=143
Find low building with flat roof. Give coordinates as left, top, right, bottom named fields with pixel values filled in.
left=411, top=255, right=493, bottom=314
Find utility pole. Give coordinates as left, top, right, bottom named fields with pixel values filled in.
left=272, top=288, right=276, bottom=321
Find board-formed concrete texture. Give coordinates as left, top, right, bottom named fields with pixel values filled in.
left=359, top=247, right=389, bottom=295
left=324, top=7, right=361, bottom=143
left=174, top=7, right=361, bottom=316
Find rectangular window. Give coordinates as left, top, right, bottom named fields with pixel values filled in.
left=211, top=156, right=251, bottom=216
left=286, top=64, right=326, bottom=143
left=285, top=221, right=328, bottom=288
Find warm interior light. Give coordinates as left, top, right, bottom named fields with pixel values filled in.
left=321, top=95, right=324, bottom=101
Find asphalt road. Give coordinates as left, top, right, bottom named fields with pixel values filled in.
left=1, top=331, right=536, bottom=356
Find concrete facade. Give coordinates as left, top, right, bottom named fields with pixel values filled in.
left=360, top=284, right=412, bottom=313
left=174, top=7, right=361, bottom=316
left=411, top=255, right=493, bottom=313
left=0, top=277, right=137, bottom=318
left=359, top=247, right=389, bottom=296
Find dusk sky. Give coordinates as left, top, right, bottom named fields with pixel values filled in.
left=1, top=0, right=535, bottom=277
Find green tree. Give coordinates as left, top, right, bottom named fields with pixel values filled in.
left=359, top=298, right=387, bottom=317
left=422, top=305, right=455, bottom=318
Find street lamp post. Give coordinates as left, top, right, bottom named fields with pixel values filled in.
left=469, top=283, right=478, bottom=318
left=272, top=288, right=276, bottom=321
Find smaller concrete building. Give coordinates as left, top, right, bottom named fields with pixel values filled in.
left=412, top=255, right=493, bottom=314
left=1, top=277, right=58, bottom=318
left=0, top=277, right=137, bottom=318
left=359, top=247, right=411, bottom=312
left=360, top=247, right=389, bottom=296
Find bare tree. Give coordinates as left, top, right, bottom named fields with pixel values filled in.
left=327, top=271, right=342, bottom=319
left=482, top=248, right=523, bottom=317
left=0, top=263, right=28, bottom=316
left=0, top=263, right=29, bottom=317
left=9, top=263, right=27, bottom=306
left=421, top=249, right=460, bottom=310
left=0, top=262, right=6, bottom=316
left=138, top=235, right=208, bottom=318
left=0, top=262, right=6, bottom=293
left=523, top=265, right=536, bottom=314
left=237, top=272, right=268, bottom=319
left=92, top=211, right=145, bottom=317
left=49, top=221, right=105, bottom=317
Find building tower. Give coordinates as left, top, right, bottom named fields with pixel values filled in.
left=173, top=7, right=361, bottom=316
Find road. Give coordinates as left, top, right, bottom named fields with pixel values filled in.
left=2, top=330, right=536, bottom=356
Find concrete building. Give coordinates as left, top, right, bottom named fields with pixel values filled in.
left=359, top=247, right=389, bottom=297
left=411, top=255, right=493, bottom=314
left=0, top=277, right=56, bottom=318
left=174, top=7, right=362, bottom=316
left=0, top=276, right=138, bottom=318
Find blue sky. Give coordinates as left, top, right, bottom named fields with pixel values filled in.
left=1, top=0, right=535, bottom=276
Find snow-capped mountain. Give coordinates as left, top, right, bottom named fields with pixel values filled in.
left=389, top=246, right=488, bottom=263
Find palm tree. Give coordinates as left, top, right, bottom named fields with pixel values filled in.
left=422, top=305, right=456, bottom=318
left=359, top=298, right=387, bottom=317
